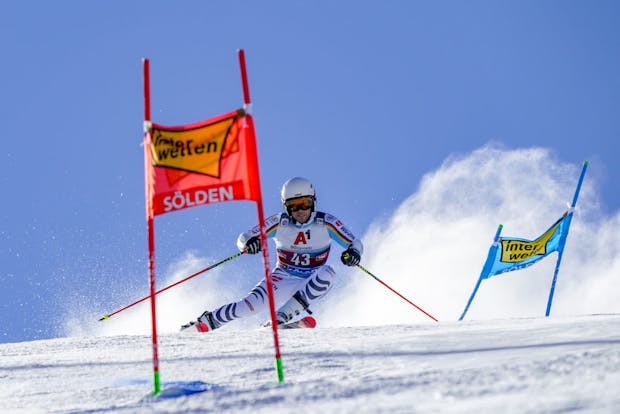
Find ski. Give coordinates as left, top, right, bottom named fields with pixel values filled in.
left=263, top=316, right=317, bottom=329
left=280, top=316, right=317, bottom=329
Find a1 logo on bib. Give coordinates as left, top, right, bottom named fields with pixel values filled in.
left=294, top=230, right=311, bottom=245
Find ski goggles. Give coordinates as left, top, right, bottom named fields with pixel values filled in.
left=285, top=196, right=314, bottom=212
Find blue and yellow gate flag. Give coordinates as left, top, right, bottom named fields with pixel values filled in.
left=460, top=161, right=588, bottom=321
left=481, top=213, right=572, bottom=280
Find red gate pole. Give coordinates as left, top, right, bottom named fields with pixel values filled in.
left=143, top=58, right=161, bottom=395
left=238, top=49, right=284, bottom=382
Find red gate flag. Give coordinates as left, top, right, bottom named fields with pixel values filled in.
left=142, top=52, right=283, bottom=394
left=145, top=108, right=261, bottom=218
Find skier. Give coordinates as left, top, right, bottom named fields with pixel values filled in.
left=182, top=177, right=363, bottom=332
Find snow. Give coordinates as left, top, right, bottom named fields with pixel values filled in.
left=2, top=314, right=619, bottom=413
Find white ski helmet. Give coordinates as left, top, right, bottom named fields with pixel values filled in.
left=281, top=177, right=316, bottom=213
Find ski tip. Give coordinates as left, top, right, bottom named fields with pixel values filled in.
left=98, top=315, right=109, bottom=322
left=300, top=316, right=317, bottom=328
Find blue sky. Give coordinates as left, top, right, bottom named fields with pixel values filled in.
left=2, top=2, right=619, bottom=343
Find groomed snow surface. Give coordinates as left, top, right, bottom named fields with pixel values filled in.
left=1, top=314, right=619, bottom=413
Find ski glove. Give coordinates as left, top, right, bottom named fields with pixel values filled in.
left=244, top=236, right=261, bottom=254
left=341, top=247, right=361, bottom=266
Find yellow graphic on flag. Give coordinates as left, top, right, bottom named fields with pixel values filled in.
left=150, top=116, right=237, bottom=178
left=500, top=219, right=562, bottom=263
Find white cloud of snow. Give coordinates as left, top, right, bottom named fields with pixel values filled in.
left=323, top=145, right=620, bottom=326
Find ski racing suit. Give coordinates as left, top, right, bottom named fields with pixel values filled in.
left=208, top=210, right=363, bottom=327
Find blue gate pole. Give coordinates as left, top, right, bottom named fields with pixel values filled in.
left=459, top=224, right=503, bottom=321
left=545, top=161, right=588, bottom=316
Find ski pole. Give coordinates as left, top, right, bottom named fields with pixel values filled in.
left=99, top=251, right=244, bottom=321
left=354, top=262, right=439, bottom=322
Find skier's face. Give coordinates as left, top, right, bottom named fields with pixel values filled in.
left=286, top=196, right=313, bottom=224
left=291, top=208, right=312, bottom=224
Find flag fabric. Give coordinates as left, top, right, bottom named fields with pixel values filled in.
left=481, top=213, right=572, bottom=279
left=144, top=108, right=261, bottom=217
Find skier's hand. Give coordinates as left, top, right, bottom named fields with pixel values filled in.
left=244, top=236, right=261, bottom=254
left=341, top=247, right=361, bottom=266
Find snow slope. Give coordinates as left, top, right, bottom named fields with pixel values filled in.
left=1, top=314, right=619, bottom=413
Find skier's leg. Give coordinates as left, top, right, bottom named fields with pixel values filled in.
left=182, top=268, right=299, bottom=331
left=276, top=265, right=336, bottom=324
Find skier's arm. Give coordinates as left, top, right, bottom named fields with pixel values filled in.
left=324, top=213, right=363, bottom=265
left=236, top=213, right=281, bottom=253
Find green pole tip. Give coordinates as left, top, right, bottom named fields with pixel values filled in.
left=584, top=160, right=589, bottom=165
left=499, top=224, right=503, bottom=229
left=152, top=371, right=161, bottom=395
left=276, top=357, right=284, bottom=383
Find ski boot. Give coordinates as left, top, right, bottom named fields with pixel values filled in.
left=276, top=291, right=311, bottom=325
left=180, top=311, right=221, bottom=333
